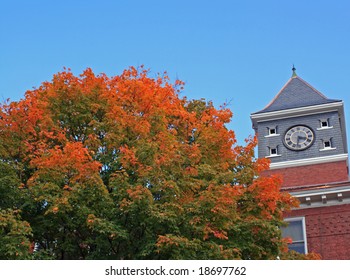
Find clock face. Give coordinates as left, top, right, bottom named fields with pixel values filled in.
left=284, top=125, right=315, bottom=151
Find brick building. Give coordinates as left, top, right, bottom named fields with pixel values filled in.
left=250, top=68, right=350, bottom=259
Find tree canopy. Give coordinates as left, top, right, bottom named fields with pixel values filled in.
left=0, top=66, right=307, bottom=259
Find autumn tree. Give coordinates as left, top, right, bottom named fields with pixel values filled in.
left=0, top=66, right=302, bottom=259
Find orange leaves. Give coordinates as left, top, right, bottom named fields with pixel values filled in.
left=209, top=184, right=242, bottom=217
left=126, top=185, right=152, bottom=202
left=184, top=166, right=198, bottom=176
left=156, top=235, right=180, bottom=247
left=119, top=145, right=140, bottom=168
left=204, top=225, right=229, bottom=240
left=63, top=185, right=72, bottom=191
left=30, top=142, right=101, bottom=184
left=119, top=185, right=153, bottom=213
left=243, top=174, right=298, bottom=219
left=283, top=236, right=293, bottom=244
left=255, top=157, right=270, bottom=173
left=33, top=142, right=88, bottom=167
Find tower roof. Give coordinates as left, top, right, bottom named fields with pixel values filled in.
left=252, top=74, right=341, bottom=115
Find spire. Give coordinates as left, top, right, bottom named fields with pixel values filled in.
left=292, top=65, right=297, bottom=78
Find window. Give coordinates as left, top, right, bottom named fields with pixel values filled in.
left=317, top=118, right=333, bottom=130
left=265, top=126, right=279, bottom=137
left=281, top=217, right=307, bottom=254
left=321, top=120, right=329, bottom=128
left=324, top=140, right=331, bottom=148
left=269, top=128, right=276, bottom=135
left=270, top=147, right=277, bottom=155
left=266, top=146, right=281, bottom=157
left=320, top=138, right=336, bottom=151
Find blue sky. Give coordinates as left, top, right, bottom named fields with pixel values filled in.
left=1, top=0, right=350, bottom=145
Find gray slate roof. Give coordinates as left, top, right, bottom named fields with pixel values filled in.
left=252, top=75, right=341, bottom=114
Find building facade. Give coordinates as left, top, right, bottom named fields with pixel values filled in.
left=251, top=68, right=350, bottom=259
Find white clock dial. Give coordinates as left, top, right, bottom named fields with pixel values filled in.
left=284, top=125, right=314, bottom=151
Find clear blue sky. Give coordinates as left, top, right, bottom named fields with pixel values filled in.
left=1, top=0, right=350, bottom=145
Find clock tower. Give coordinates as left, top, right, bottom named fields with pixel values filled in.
left=251, top=68, right=350, bottom=259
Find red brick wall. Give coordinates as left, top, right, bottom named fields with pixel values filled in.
left=263, top=160, right=349, bottom=188
left=285, top=204, right=350, bottom=259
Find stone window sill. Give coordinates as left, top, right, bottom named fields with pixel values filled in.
left=317, top=126, right=333, bottom=131
left=319, top=147, right=337, bottom=152
left=265, top=154, right=282, bottom=158
left=264, top=134, right=280, bottom=138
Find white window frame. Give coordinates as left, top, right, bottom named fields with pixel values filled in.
left=266, top=146, right=281, bottom=158
left=321, top=120, right=329, bottom=127
left=324, top=140, right=331, bottom=148
left=319, top=138, right=336, bottom=151
left=269, top=127, right=277, bottom=135
left=282, top=217, right=308, bottom=254
left=265, top=126, right=280, bottom=137
left=317, top=119, right=333, bottom=130
left=270, top=147, right=277, bottom=155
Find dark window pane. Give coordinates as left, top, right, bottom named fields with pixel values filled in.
left=288, top=242, right=305, bottom=254
left=281, top=220, right=303, bottom=241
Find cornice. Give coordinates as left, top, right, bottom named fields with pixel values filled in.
left=250, top=101, right=344, bottom=125
left=269, top=153, right=348, bottom=169
left=290, top=185, right=350, bottom=209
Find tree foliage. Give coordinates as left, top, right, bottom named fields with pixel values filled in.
left=0, top=66, right=309, bottom=259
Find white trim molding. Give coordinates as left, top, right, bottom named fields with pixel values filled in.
left=319, top=147, right=337, bottom=152
left=265, top=154, right=282, bottom=158
left=290, top=185, right=350, bottom=209
left=251, top=101, right=344, bottom=125
left=316, top=126, right=333, bottom=131
left=264, top=134, right=280, bottom=138
left=269, top=153, right=348, bottom=169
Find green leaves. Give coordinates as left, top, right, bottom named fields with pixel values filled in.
left=0, top=209, right=32, bottom=259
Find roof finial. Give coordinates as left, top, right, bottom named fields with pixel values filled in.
left=292, top=64, right=297, bottom=77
